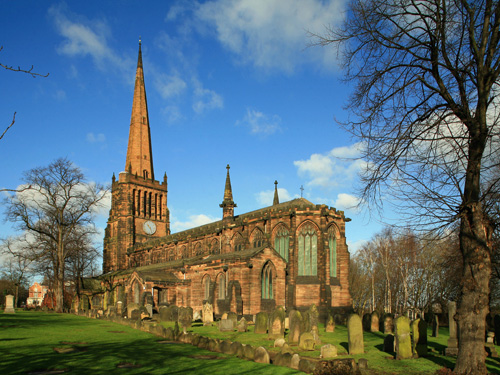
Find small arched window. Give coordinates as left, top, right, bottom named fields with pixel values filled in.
left=262, top=263, right=273, bottom=299
left=203, top=276, right=211, bottom=300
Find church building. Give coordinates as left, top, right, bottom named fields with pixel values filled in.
left=100, top=43, right=352, bottom=318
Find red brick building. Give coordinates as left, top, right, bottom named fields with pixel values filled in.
left=100, top=43, right=352, bottom=318
left=27, top=282, right=49, bottom=307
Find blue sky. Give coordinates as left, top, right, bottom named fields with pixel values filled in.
left=0, top=0, right=389, bottom=260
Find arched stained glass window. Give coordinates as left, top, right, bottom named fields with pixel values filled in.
left=261, top=263, right=273, bottom=299
left=298, top=223, right=318, bottom=276
left=328, top=226, right=338, bottom=278
left=274, top=226, right=289, bottom=261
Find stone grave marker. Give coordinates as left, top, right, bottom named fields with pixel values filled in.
left=298, top=332, right=316, bottom=351
left=445, top=301, right=459, bottom=356
left=432, top=315, right=439, bottom=337
left=325, top=313, right=335, bottom=333
left=383, top=314, right=394, bottom=334
left=227, top=311, right=237, bottom=327
left=347, top=314, right=364, bottom=355
left=371, top=311, right=379, bottom=332
left=395, top=316, right=412, bottom=360
left=320, top=344, right=337, bottom=359
left=383, top=334, right=395, bottom=353
left=268, top=307, right=285, bottom=339
left=178, top=307, right=192, bottom=333
left=202, top=302, right=214, bottom=326
left=4, top=295, right=15, bottom=314
left=254, top=312, right=268, bottom=334
left=411, top=318, right=428, bottom=357
left=219, top=319, right=234, bottom=332
left=237, top=317, right=247, bottom=332
left=288, top=310, right=302, bottom=344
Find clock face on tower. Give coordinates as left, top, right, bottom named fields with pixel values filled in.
left=143, top=220, right=157, bottom=235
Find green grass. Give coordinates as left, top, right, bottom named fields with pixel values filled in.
left=0, top=311, right=304, bottom=375
left=161, top=320, right=500, bottom=374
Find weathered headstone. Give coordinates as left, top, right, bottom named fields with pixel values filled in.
left=268, top=307, right=285, bottom=339
left=445, top=301, right=459, bottom=356
left=320, top=344, right=338, bottom=359
left=4, top=295, right=15, bottom=314
left=362, top=313, right=371, bottom=331
left=178, top=307, right=193, bottom=333
left=227, top=311, right=238, bottom=327
left=311, top=325, right=321, bottom=345
left=411, top=318, right=428, bottom=357
left=193, top=310, right=202, bottom=321
left=432, top=315, right=439, bottom=337
left=116, top=301, right=124, bottom=317
left=307, top=304, right=319, bottom=332
left=254, top=312, right=268, bottom=334
left=127, top=302, right=140, bottom=319
left=394, top=316, right=412, bottom=360
left=219, top=319, right=234, bottom=332
left=291, top=354, right=301, bottom=370
left=237, top=317, right=247, bottom=332
left=325, top=314, right=335, bottom=333
left=298, top=332, right=316, bottom=351
left=254, top=346, right=270, bottom=364
left=288, top=310, right=302, bottom=344
left=383, top=334, right=395, bottom=353
left=347, top=314, right=364, bottom=355
left=383, top=314, right=394, bottom=334
left=485, top=331, right=499, bottom=358
left=371, top=311, right=379, bottom=332
left=202, top=302, right=214, bottom=326
left=145, top=303, right=153, bottom=318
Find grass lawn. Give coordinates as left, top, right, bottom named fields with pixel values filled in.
left=162, top=320, right=500, bottom=374
left=0, top=311, right=304, bottom=375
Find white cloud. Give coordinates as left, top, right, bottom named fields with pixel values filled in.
left=237, top=108, right=282, bottom=135
left=171, top=214, right=218, bottom=232
left=192, top=79, right=224, bottom=113
left=195, top=0, right=345, bottom=72
left=86, top=133, right=106, bottom=143
left=48, top=4, right=131, bottom=73
left=294, top=143, right=365, bottom=189
left=155, top=71, right=187, bottom=99
left=256, top=188, right=292, bottom=206
left=334, top=193, right=360, bottom=211
left=347, top=239, right=367, bottom=254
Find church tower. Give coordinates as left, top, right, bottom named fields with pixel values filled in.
left=103, top=41, right=170, bottom=273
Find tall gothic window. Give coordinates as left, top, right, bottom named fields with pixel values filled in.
left=328, top=226, right=337, bottom=278
left=298, top=223, right=318, bottom=276
left=203, top=276, right=211, bottom=300
left=261, top=263, right=273, bottom=299
left=217, top=274, right=226, bottom=299
left=274, top=226, right=289, bottom=261
left=252, top=228, right=265, bottom=248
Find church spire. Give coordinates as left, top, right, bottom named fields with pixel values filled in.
left=273, top=180, right=279, bottom=205
left=125, top=40, right=155, bottom=180
left=220, top=164, right=236, bottom=219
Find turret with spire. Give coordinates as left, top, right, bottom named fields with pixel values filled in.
left=273, top=180, right=280, bottom=205
left=220, top=164, right=237, bottom=219
left=125, top=39, right=154, bottom=180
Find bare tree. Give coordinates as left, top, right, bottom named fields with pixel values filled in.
left=1, top=46, right=49, bottom=141
left=3, top=158, right=108, bottom=312
left=314, top=0, right=500, bottom=372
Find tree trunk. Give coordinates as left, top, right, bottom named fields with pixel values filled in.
left=454, top=203, right=491, bottom=375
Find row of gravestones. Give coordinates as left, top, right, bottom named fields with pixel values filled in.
left=348, top=313, right=428, bottom=359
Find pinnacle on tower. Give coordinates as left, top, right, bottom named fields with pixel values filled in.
left=220, top=164, right=236, bottom=219
left=273, top=180, right=279, bottom=205
left=125, top=41, right=155, bottom=180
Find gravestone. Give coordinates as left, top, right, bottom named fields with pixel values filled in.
left=371, top=311, right=379, bottom=332
left=383, top=314, right=394, bottom=334
left=394, top=316, right=412, bottom=360
left=485, top=331, right=499, bottom=358
left=325, top=314, right=335, bottom=333
left=193, top=310, right=202, bottom=321
left=299, top=332, right=316, bottom=351
left=347, top=314, right=364, bottom=355
left=227, top=311, right=238, bottom=327
left=320, top=344, right=338, bottom=359
left=383, top=334, right=395, bottom=353
left=362, top=313, right=371, bottom=331
left=311, top=325, right=322, bottom=345
left=178, top=307, right=193, bottom=333
left=411, top=318, right=428, bottom=357
left=291, top=354, right=301, bottom=370
left=202, top=302, right=214, bottom=326
left=445, top=301, right=459, bottom=356
left=159, top=306, right=169, bottom=321
left=237, top=317, right=248, bottom=332
left=254, top=312, right=268, bottom=334
left=219, top=319, right=234, bottom=332
left=432, top=315, right=439, bottom=337
left=127, top=303, right=140, bottom=319
left=116, top=301, right=124, bottom=317
left=145, top=304, right=153, bottom=318
left=268, top=307, right=285, bottom=339
left=307, top=304, right=319, bottom=331
left=4, top=295, right=15, bottom=314
left=288, top=310, right=302, bottom=344
left=254, top=347, right=270, bottom=364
